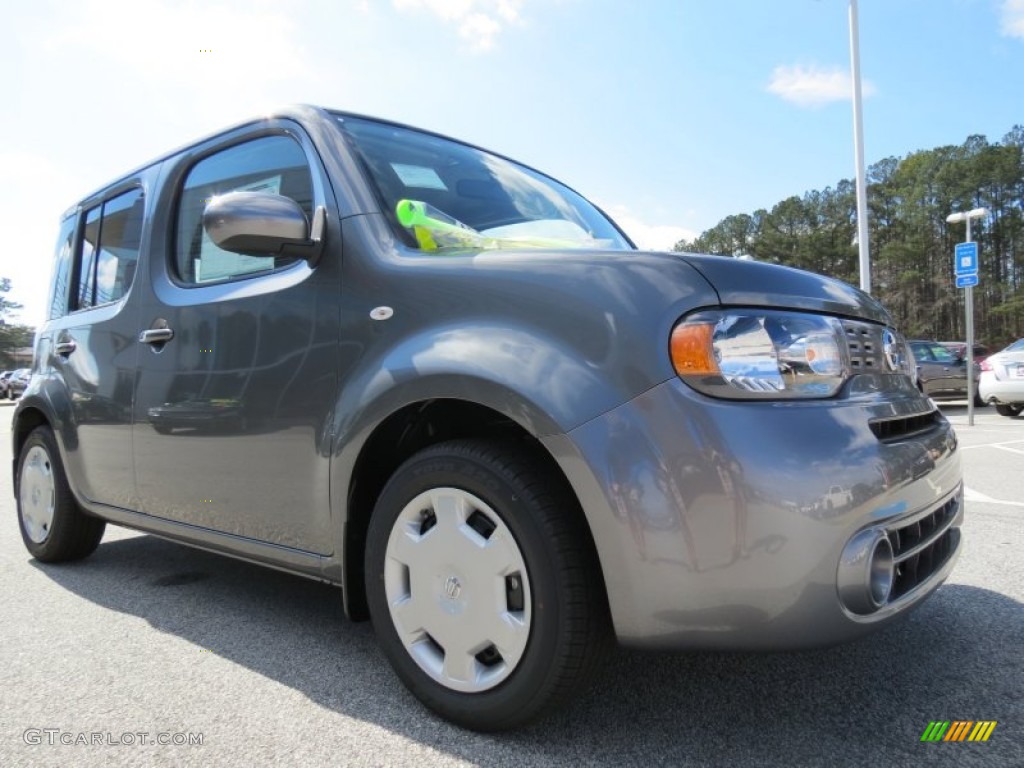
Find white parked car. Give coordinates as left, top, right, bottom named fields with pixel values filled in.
left=979, top=339, right=1024, bottom=417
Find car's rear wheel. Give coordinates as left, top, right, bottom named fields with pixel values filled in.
left=365, top=439, right=610, bottom=731
left=995, top=404, right=1023, bottom=417
left=17, top=426, right=105, bottom=562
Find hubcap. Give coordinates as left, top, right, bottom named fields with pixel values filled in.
left=20, top=446, right=55, bottom=544
left=384, top=487, right=531, bottom=693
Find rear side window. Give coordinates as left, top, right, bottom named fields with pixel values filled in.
left=48, top=216, right=76, bottom=319
left=74, top=188, right=144, bottom=310
left=174, top=135, right=313, bottom=284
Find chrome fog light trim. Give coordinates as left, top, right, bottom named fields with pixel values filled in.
left=838, top=528, right=895, bottom=615
left=868, top=535, right=895, bottom=607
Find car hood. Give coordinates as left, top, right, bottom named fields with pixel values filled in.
left=465, top=246, right=892, bottom=326
left=673, top=253, right=892, bottom=325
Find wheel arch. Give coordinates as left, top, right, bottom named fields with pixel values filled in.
left=11, top=405, right=51, bottom=494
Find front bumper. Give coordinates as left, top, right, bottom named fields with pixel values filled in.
left=543, top=375, right=962, bottom=650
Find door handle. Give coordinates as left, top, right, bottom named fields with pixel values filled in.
left=55, top=339, right=77, bottom=355
left=139, top=328, right=174, bottom=345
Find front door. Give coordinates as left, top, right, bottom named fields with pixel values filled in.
left=131, top=127, right=340, bottom=553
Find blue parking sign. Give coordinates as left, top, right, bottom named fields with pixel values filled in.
left=956, top=274, right=978, bottom=288
left=955, top=242, right=978, bottom=276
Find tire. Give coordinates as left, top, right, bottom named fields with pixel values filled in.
left=16, top=426, right=105, bottom=562
left=365, top=439, right=611, bottom=731
left=995, top=404, right=1023, bottom=418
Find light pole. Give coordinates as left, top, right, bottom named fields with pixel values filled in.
left=849, top=0, right=870, bottom=294
left=946, top=207, right=989, bottom=426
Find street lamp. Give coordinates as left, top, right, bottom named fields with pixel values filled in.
left=946, top=208, right=989, bottom=229
left=946, top=207, right=989, bottom=426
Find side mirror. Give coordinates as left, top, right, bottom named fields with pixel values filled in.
left=203, top=191, right=325, bottom=264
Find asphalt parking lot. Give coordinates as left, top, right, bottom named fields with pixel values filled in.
left=1, top=400, right=1021, bottom=767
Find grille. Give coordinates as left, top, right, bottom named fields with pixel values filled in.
left=887, top=495, right=960, bottom=600
left=869, top=411, right=941, bottom=442
left=842, top=319, right=886, bottom=372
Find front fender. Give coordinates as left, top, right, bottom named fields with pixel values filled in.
left=336, top=322, right=649, bottom=442
left=326, top=321, right=661, bottom=570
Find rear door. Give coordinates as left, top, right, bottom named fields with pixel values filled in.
left=38, top=186, right=145, bottom=509
left=131, top=123, right=341, bottom=553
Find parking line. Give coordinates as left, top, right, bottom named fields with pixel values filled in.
left=964, top=486, right=1024, bottom=508
left=992, top=444, right=1024, bottom=457
left=960, top=438, right=1024, bottom=451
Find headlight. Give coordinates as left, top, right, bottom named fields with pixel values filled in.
left=670, top=310, right=850, bottom=399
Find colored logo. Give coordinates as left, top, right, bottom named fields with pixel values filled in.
left=882, top=329, right=904, bottom=373
left=920, top=721, right=997, bottom=742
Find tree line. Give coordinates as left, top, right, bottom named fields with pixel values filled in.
left=0, top=278, right=34, bottom=370
left=674, top=126, right=1024, bottom=348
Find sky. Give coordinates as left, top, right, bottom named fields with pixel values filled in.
left=1, top=0, right=1022, bottom=325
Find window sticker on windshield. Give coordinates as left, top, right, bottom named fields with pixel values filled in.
left=391, top=164, right=447, bottom=190
left=234, top=175, right=282, bottom=195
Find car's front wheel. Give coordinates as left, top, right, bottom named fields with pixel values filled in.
left=17, top=426, right=105, bottom=562
left=365, top=439, right=610, bottom=731
left=995, top=404, right=1023, bottom=418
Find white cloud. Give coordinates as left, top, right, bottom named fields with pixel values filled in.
left=47, top=0, right=312, bottom=83
left=393, top=0, right=524, bottom=52
left=1001, top=0, right=1024, bottom=38
left=767, top=64, right=876, bottom=108
left=42, top=0, right=321, bottom=132
left=603, top=204, right=697, bottom=252
left=0, top=152, right=86, bottom=325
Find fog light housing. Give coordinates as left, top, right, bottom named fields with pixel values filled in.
left=838, top=529, right=895, bottom=615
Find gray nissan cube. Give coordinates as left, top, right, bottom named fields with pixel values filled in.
left=13, top=105, right=962, bottom=731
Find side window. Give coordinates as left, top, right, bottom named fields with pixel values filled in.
left=74, top=188, right=144, bottom=310
left=175, top=135, right=313, bottom=285
left=95, top=190, right=144, bottom=305
left=77, top=207, right=100, bottom=309
left=48, top=216, right=76, bottom=319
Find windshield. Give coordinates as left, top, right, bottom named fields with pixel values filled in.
left=335, top=115, right=632, bottom=253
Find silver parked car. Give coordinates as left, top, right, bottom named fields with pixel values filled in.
left=7, top=368, right=31, bottom=400
left=979, top=339, right=1024, bottom=417
left=13, top=106, right=963, bottom=730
